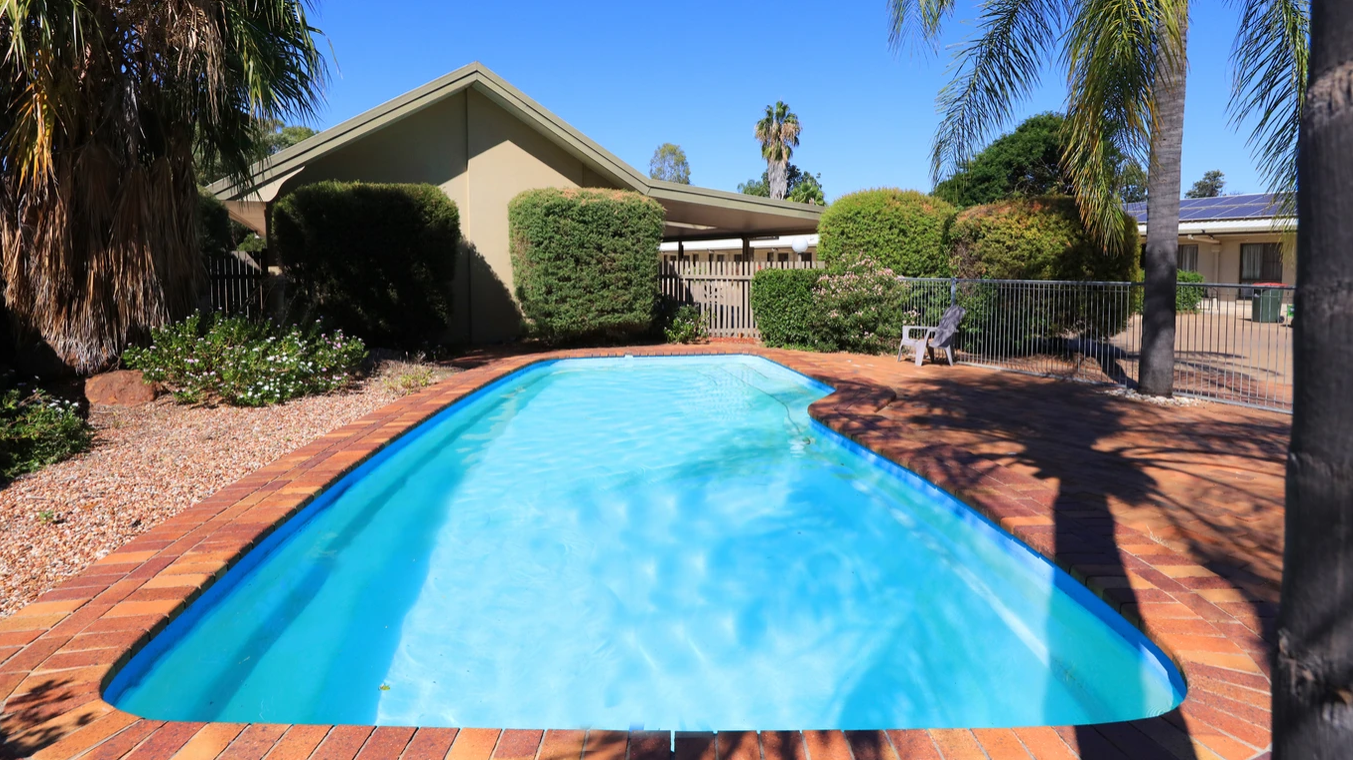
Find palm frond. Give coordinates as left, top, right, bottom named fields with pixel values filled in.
left=930, top=0, right=1069, bottom=183
left=887, top=0, right=961, bottom=52
left=1062, top=0, right=1184, bottom=256
left=1228, top=0, right=1308, bottom=217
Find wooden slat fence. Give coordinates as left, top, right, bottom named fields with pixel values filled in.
left=660, top=259, right=824, bottom=338
left=207, top=251, right=266, bottom=318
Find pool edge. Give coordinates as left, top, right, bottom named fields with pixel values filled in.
left=0, top=345, right=1271, bottom=760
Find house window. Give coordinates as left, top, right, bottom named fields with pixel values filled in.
left=1240, top=243, right=1283, bottom=282
left=1177, top=244, right=1199, bottom=272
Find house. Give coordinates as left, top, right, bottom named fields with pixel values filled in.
left=1125, top=194, right=1296, bottom=290
left=658, top=234, right=818, bottom=263
left=209, top=63, right=822, bottom=342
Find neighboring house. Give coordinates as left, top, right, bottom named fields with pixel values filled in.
left=209, top=63, right=821, bottom=343
left=658, top=234, right=818, bottom=263
left=1125, top=194, right=1296, bottom=290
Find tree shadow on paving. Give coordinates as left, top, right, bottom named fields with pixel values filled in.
left=882, top=370, right=1289, bottom=652
left=0, top=674, right=100, bottom=759
left=872, top=370, right=1210, bottom=757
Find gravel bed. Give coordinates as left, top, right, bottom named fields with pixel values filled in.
left=0, top=363, right=457, bottom=619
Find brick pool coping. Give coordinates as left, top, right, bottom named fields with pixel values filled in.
left=0, top=347, right=1272, bottom=760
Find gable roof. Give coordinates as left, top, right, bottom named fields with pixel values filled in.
left=209, top=63, right=822, bottom=239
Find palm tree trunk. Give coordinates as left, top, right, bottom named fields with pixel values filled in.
left=769, top=161, right=788, bottom=200
left=1273, top=0, right=1353, bottom=755
left=1138, top=12, right=1188, bottom=397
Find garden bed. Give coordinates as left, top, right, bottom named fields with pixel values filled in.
left=0, top=361, right=457, bottom=619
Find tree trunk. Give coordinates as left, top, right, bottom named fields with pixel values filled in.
left=1273, top=0, right=1353, bottom=755
left=1138, top=13, right=1188, bottom=396
left=769, top=160, right=788, bottom=200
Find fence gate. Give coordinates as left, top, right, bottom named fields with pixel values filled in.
left=660, top=259, right=823, bottom=339
left=207, top=252, right=265, bottom=318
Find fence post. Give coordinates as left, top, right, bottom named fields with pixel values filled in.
left=950, top=278, right=957, bottom=307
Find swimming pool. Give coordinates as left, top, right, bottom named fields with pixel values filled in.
left=105, top=355, right=1184, bottom=731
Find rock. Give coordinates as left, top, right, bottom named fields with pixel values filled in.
left=85, top=370, right=159, bottom=406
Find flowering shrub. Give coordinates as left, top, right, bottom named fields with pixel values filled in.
left=663, top=304, right=709, bottom=344
left=124, top=314, right=367, bottom=406
left=1, top=386, right=92, bottom=483
left=810, top=259, right=906, bottom=354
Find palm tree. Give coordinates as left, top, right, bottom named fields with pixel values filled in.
left=755, top=102, right=801, bottom=200
left=0, top=0, right=326, bottom=373
left=1273, top=0, right=1353, bottom=754
left=889, top=0, right=1308, bottom=397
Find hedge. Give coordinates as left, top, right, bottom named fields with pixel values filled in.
left=947, top=196, right=1139, bottom=282
left=817, top=189, right=955, bottom=276
left=1177, top=269, right=1206, bottom=312
left=271, top=181, right=460, bottom=349
left=750, top=268, right=821, bottom=348
left=508, top=188, right=664, bottom=344
left=946, top=196, right=1140, bottom=349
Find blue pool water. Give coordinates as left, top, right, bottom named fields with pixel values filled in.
left=106, top=355, right=1184, bottom=730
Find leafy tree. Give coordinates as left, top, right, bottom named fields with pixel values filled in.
left=888, top=0, right=1308, bottom=397
left=1185, top=169, right=1226, bottom=198
left=197, top=119, right=318, bottom=184
left=648, top=143, right=691, bottom=184
left=935, top=112, right=1151, bottom=208
left=1121, top=163, right=1148, bottom=203
left=787, top=173, right=826, bottom=205
left=738, top=163, right=825, bottom=205
left=0, top=0, right=326, bottom=373
left=1274, top=2, right=1353, bottom=756
left=755, top=102, right=801, bottom=200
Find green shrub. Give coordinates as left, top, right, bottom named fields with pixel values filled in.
left=1177, top=269, right=1206, bottom=312
left=750, top=268, right=821, bottom=348
left=947, top=196, right=1140, bottom=347
left=0, top=387, right=92, bottom=483
left=663, top=304, right=709, bottom=344
left=271, top=181, right=460, bottom=349
left=124, top=314, right=367, bottom=406
left=817, top=189, right=955, bottom=276
left=947, top=196, right=1139, bottom=281
left=509, top=188, right=664, bottom=344
left=810, top=259, right=906, bottom=354
left=198, top=189, right=233, bottom=258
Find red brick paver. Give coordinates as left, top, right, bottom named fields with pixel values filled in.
left=0, top=346, right=1285, bottom=759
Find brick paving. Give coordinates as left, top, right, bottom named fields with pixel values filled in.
left=0, top=346, right=1286, bottom=759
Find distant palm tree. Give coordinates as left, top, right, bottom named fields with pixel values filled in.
left=888, top=0, right=1308, bottom=397
left=0, top=0, right=326, bottom=372
left=755, top=102, right=801, bottom=200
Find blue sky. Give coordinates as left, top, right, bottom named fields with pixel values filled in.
left=307, top=0, right=1268, bottom=202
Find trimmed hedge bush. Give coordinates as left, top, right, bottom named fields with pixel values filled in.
left=750, top=268, right=821, bottom=348
left=509, top=188, right=664, bottom=344
left=947, top=196, right=1139, bottom=281
left=1177, top=269, right=1206, bottom=312
left=272, top=181, right=460, bottom=349
left=817, top=189, right=955, bottom=276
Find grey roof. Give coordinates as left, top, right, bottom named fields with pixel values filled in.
left=1124, top=193, right=1291, bottom=225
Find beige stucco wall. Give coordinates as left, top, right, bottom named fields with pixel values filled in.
left=271, top=87, right=617, bottom=343
left=1176, top=232, right=1297, bottom=290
